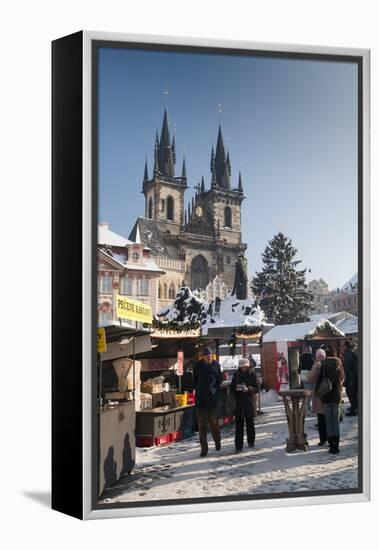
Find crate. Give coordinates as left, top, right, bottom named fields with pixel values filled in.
left=183, top=426, right=195, bottom=439
left=154, top=434, right=171, bottom=446
left=170, top=431, right=183, bottom=442
left=136, top=435, right=154, bottom=447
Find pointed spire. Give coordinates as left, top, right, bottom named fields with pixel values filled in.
left=201, top=176, right=205, bottom=194
left=191, top=196, right=195, bottom=210
left=158, top=109, right=174, bottom=177
left=181, top=155, right=187, bottom=179
left=210, top=146, right=215, bottom=172
left=172, top=135, right=176, bottom=165
left=210, top=146, right=217, bottom=188
left=143, top=157, right=149, bottom=181
left=184, top=210, right=187, bottom=226
left=188, top=202, right=191, bottom=221
left=226, top=151, right=231, bottom=176
left=214, top=124, right=231, bottom=189
left=153, top=142, right=159, bottom=176
left=238, top=172, right=243, bottom=193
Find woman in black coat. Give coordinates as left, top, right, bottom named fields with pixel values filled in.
left=231, top=358, right=258, bottom=452
left=315, top=345, right=345, bottom=455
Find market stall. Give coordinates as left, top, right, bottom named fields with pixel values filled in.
left=98, top=297, right=153, bottom=495
left=261, top=318, right=345, bottom=391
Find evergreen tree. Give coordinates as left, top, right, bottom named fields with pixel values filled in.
left=251, top=232, right=312, bottom=324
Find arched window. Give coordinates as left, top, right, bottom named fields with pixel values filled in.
left=224, top=206, right=232, bottom=228
left=163, top=283, right=168, bottom=299
left=120, top=276, right=133, bottom=295
left=148, top=197, right=153, bottom=219
left=191, top=255, right=209, bottom=290
left=168, top=283, right=176, bottom=300
left=158, top=283, right=162, bottom=299
left=167, top=196, right=174, bottom=221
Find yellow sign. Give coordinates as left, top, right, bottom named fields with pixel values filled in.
left=116, top=295, right=153, bottom=324
left=97, top=327, right=107, bottom=353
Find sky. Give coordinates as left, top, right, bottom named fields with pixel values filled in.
left=98, top=46, right=358, bottom=291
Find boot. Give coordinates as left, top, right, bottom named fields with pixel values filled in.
left=327, top=437, right=333, bottom=451
left=329, top=436, right=340, bottom=455
left=334, top=435, right=341, bottom=454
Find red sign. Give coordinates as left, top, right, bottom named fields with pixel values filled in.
left=176, top=351, right=184, bottom=376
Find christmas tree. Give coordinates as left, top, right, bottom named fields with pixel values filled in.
left=251, top=232, right=312, bottom=324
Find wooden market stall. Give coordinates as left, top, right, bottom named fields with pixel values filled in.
left=261, top=319, right=345, bottom=391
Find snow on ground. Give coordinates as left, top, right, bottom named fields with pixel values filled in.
left=99, top=398, right=358, bottom=505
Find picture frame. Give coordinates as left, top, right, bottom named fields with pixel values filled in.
left=52, top=30, right=370, bottom=520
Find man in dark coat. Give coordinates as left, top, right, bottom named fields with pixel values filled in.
left=193, top=347, right=222, bottom=457
left=231, top=357, right=259, bottom=452
left=343, top=340, right=358, bottom=416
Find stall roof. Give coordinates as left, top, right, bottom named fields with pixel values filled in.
left=263, top=319, right=344, bottom=343
left=136, top=335, right=222, bottom=360
left=101, top=321, right=151, bottom=343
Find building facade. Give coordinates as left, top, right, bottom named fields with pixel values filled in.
left=330, top=273, right=358, bottom=317
left=129, top=108, right=248, bottom=310
left=308, top=278, right=333, bottom=315
left=97, top=223, right=164, bottom=324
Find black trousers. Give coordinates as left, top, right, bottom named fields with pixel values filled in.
left=235, top=415, right=255, bottom=450
left=317, top=413, right=327, bottom=443
left=346, top=383, right=358, bottom=412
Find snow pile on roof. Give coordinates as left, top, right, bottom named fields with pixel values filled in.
left=263, top=319, right=344, bottom=343
left=156, top=287, right=266, bottom=332
left=157, top=287, right=208, bottom=324
left=309, top=311, right=353, bottom=323
left=334, top=316, right=358, bottom=335
left=342, top=273, right=358, bottom=294
left=98, top=224, right=133, bottom=247
left=202, top=294, right=266, bottom=333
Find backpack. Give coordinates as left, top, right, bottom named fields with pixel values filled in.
left=315, top=366, right=332, bottom=399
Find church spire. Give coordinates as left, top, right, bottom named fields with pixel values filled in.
left=214, top=124, right=231, bottom=189
left=143, top=157, right=149, bottom=181
left=181, top=155, right=187, bottom=179
left=201, top=175, right=205, bottom=194
left=172, top=135, right=176, bottom=165
left=210, top=146, right=217, bottom=188
left=238, top=171, right=243, bottom=193
left=156, top=109, right=175, bottom=178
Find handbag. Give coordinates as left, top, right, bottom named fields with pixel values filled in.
left=315, top=366, right=332, bottom=399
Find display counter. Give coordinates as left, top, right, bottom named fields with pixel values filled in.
left=136, top=404, right=195, bottom=446
left=99, top=400, right=136, bottom=495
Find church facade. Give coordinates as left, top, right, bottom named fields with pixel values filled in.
left=129, top=108, right=248, bottom=310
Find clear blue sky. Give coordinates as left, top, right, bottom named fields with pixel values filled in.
left=98, top=46, right=358, bottom=290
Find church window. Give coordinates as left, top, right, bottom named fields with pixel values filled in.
left=226, top=255, right=231, bottom=265
left=191, top=255, right=209, bottom=290
left=161, top=199, right=165, bottom=212
left=158, top=283, right=162, bottom=299
left=168, top=283, right=176, bottom=299
left=163, top=283, right=168, bottom=299
left=167, top=196, right=174, bottom=221
left=148, top=197, right=153, bottom=219
left=224, top=206, right=232, bottom=228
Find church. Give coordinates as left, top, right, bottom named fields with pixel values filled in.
left=129, top=108, right=248, bottom=310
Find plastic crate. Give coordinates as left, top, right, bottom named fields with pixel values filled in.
left=136, top=435, right=154, bottom=447
left=154, top=434, right=171, bottom=446
left=170, top=431, right=183, bottom=442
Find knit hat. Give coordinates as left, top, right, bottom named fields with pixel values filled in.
left=203, top=347, right=212, bottom=356
left=238, top=358, right=250, bottom=368
left=315, top=348, right=326, bottom=361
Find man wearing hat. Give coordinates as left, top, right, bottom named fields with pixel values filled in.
left=193, top=347, right=222, bottom=457
left=231, top=357, right=259, bottom=452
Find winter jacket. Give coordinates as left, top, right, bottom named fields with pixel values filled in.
left=315, top=356, right=345, bottom=405
left=298, top=352, right=314, bottom=374
left=231, top=368, right=258, bottom=418
left=193, top=360, right=222, bottom=410
left=343, top=349, right=358, bottom=392
left=308, top=361, right=324, bottom=414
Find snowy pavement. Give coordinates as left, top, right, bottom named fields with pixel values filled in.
left=99, top=394, right=358, bottom=504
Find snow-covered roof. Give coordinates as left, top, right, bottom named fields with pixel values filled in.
left=98, top=224, right=133, bottom=247
left=202, top=295, right=266, bottom=334
left=263, top=319, right=344, bottom=343
left=341, top=273, right=358, bottom=294
left=309, top=311, right=353, bottom=323
left=334, top=316, right=358, bottom=335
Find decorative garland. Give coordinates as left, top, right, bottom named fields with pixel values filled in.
left=152, top=318, right=201, bottom=333
left=305, top=320, right=344, bottom=339
left=228, top=325, right=263, bottom=355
